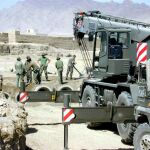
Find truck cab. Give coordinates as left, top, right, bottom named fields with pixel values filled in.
left=93, top=28, right=131, bottom=81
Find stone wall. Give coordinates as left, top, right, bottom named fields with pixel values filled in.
left=16, top=34, right=80, bottom=50
left=0, top=33, right=8, bottom=43
left=0, top=31, right=94, bottom=51
left=0, top=44, right=10, bottom=54
left=16, top=34, right=93, bottom=50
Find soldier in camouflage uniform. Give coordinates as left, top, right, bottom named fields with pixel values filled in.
left=66, top=55, right=76, bottom=80
left=55, top=56, right=63, bottom=84
left=38, top=53, right=50, bottom=81
left=24, top=56, right=32, bottom=84
left=32, top=62, right=41, bottom=84
left=15, top=57, right=25, bottom=87
left=25, top=57, right=41, bottom=84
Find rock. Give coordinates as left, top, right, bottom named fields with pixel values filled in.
left=0, top=92, right=27, bottom=150
left=0, top=94, right=8, bottom=117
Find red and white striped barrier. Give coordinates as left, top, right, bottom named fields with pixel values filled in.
left=136, top=43, right=148, bottom=66
left=19, top=92, right=28, bottom=103
left=63, top=108, right=75, bottom=123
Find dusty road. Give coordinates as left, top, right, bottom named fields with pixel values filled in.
left=25, top=102, right=134, bottom=150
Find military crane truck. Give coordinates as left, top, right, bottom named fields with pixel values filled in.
left=73, top=11, right=150, bottom=145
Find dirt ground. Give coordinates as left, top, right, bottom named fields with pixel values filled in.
left=25, top=102, right=134, bottom=150
left=0, top=48, right=133, bottom=150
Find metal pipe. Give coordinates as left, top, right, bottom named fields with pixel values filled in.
left=64, top=94, right=70, bottom=108
left=64, top=94, right=70, bottom=150
left=64, top=125, right=68, bottom=150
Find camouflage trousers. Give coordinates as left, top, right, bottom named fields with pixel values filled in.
left=26, top=70, right=32, bottom=83
left=40, top=65, right=48, bottom=80
left=57, top=70, right=63, bottom=84
left=66, top=66, right=73, bottom=79
left=16, top=74, right=24, bottom=88
left=33, top=69, right=41, bottom=84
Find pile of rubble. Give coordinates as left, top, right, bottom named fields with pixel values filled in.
left=0, top=92, right=27, bottom=150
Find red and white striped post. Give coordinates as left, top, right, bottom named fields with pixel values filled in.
left=63, top=109, right=75, bottom=123
left=63, top=94, right=70, bottom=150
left=136, top=43, right=148, bottom=66
left=19, top=92, right=28, bottom=103
left=136, top=43, right=148, bottom=82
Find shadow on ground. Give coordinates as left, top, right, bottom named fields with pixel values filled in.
left=26, top=127, right=38, bottom=135
left=62, top=81, right=68, bottom=84
left=87, top=123, right=134, bottom=148
left=90, top=149, right=133, bottom=150
left=87, top=123, right=118, bottom=135
left=81, top=148, right=133, bottom=150
left=28, top=123, right=61, bottom=126
left=26, top=146, right=33, bottom=150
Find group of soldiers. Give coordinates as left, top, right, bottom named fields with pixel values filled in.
left=15, top=53, right=50, bottom=87
left=55, top=54, right=76, bottom=84
left=15, top=53, right=76, bottom=87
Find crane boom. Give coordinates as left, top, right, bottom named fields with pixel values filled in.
left=74, top=11, right=150, bottom=42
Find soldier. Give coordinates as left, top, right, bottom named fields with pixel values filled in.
left=24, top=56, right=32, bottom=84
left=38, top=53, right=50, bottom=81
left=66, top=55, right=76, bottom=80
left=15, top=57, right=25, bottom=87
left=31, top=61, right=41, bottom=84
left=25, top=57, right=41, bottom=84
left=55, top=56, right=63, bottom=84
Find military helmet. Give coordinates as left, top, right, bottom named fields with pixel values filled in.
left=26, top=56, right=31, bottom=61
left=17, top=57, right=21, bottom=61
left=56, top=56, right=60, bottom=60
left=26, top=56, right=31, bottom=60
left=42, top=52, right=46, bottom=56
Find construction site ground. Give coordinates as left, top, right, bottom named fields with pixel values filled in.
left=1, top=50, right=133, bottom=150
left=2, top=73, right=133, bottom=149
left=25, top=102, right=134, bottom=150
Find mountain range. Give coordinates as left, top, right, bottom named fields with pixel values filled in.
left=0, top=0, right=150, bottom=35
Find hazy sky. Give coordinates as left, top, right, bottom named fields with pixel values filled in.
left=0, top=0, right=150, bottom=10
left=94, top=0, right=150, bottom=5
left=0, top=0, right=22, bottom=9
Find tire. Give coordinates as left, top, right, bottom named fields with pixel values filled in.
left=82, top=85, right=97, bottom=107
left=133, top=123, right=150, bottom=150
left=81, top=86, right=99, bottom=128
left=116, top=92, right=137, bottom=144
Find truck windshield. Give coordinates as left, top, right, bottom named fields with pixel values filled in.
left=109, top=32, right=129, bottom=48
left=95, top=31, right=129, bottom=60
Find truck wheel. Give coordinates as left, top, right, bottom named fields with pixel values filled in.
left=82, top=86, right=99, bottom=128
left=82, top=85, right=97, bottom=107
left=133, top=123, right=150, bottom=150
left=117, top=92, right=137, bottom=144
